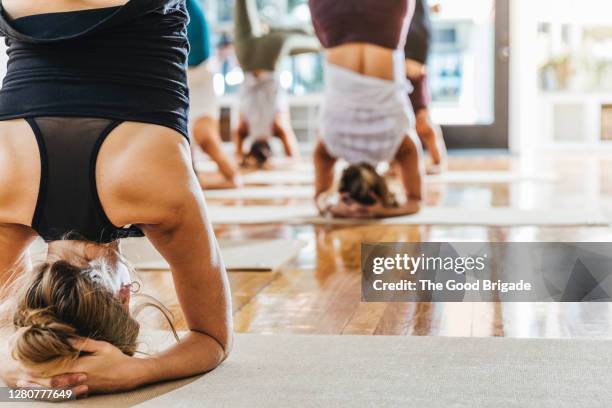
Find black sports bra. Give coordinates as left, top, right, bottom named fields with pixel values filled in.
left=27, top=116, right=145, bottom=243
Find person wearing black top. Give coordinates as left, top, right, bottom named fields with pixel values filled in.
left=0, top=0, right=231, bottom=397
left=405, top=0, right=447, bottom=173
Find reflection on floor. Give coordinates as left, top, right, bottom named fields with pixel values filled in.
left=137, top=151, right=612, bottom=338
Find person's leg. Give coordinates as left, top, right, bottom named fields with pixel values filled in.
left=273, top=112, right=301, bottom=159
left=409, top=71, right=447, bottom=174
left=393, top=133, right=424, bottom=201
left=314, top=139, right=337, bottom=199
left=234, top=0, right=262, bottom=41
left=192, top=116, right=240, bottom=184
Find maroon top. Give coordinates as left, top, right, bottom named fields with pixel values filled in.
left=409, top=73, right=430, bottom=112
left=309, top=0, right=410, bottom=50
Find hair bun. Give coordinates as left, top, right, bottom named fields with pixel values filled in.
left=12, top=309, right=78, bottom=368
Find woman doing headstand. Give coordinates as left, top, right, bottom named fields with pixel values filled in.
left=310, top=0, right=424, bottom=218
left=234, top=0, right=319, bottom=167
left=186, top=0, right=241, bottom=187
left=0, top=0, right=232, bottom=398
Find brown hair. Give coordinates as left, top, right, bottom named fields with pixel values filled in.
left=339, top=163, right=398, bottom=207
left=246, top=140, right=272, bottom=167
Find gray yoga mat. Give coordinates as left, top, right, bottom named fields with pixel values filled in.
left=240, top=170, right=556, bottom=185
left=204, top=205, right=610, bottom=227
left=6, top=332, right=610, bottom=407
left=29, top=239, right=306, bottom=272
left=121, top=238, right=305, bottom=271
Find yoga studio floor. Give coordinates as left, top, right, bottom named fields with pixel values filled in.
left=137, top=151, right=612, bottom=338
left=14, top=150, right=612, bottom=408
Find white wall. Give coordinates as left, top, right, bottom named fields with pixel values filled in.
left=508, top=0, right=538, bottom=157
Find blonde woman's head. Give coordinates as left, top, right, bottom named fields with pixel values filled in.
left=11, top=257, right=139, bottom=371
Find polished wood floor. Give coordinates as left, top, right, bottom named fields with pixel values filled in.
left=138, top=151, right=612, bottom=339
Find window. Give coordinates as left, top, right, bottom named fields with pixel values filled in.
left=202, top=0, right=323, bottom=96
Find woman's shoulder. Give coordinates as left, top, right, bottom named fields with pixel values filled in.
left=0, top=120, right=40, bottom=226
left=96, top=122, right=197, bottom=228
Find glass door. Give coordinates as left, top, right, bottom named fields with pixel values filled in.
left=429, top=0, right=509, bottom=148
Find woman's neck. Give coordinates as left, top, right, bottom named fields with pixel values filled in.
left=47, top=240, right=119, bottom=266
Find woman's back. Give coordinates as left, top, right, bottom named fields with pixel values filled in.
left=310, top=0, right=414, bottom=81
left=326, top=44, right=397, bottom=81
left=0, top=119, right=191, bottom=232
left=0, top=0, right=195, bottom=239
left=2, top=0, right=129, bottom=19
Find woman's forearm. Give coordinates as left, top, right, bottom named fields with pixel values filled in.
left=133, top=331, right=228, bottom=388
left=0, top=332, right=15, bottom=386
left=377, top=202, right=421, bottom=218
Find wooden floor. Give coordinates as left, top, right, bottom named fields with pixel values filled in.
left=138, top=151, right=612, bottom=339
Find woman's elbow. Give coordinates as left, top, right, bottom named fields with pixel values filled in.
left=220, top=331, right=234, bottom=362
left=193, top=328, right=233, bottom=366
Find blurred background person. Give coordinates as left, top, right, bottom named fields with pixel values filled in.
left=234, top=0, right=319, bottom=168
left=186, top=0, right=242, bottom=188
left=405, top=0, right=447, bottom=174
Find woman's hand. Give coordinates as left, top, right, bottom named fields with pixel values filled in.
left=60, top=337, right=151, bottom=395
left=328, top=194, right=374, bottom=219
left=1, top=353, right=89, bottom=400
left=13, top=337, right=151, bottom=398
left=327, top=194, right=421, bottom=219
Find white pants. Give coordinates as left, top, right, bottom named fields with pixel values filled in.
left=238, top=72, right=288, bottom=150
left=187, top=63, right=219, bottom=123
left=320, top=56, right=415, bottom=166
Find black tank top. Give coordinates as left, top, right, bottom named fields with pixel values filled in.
left=0, top=0, right=191, bottom=138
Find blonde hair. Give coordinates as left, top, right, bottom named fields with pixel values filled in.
left=8, top=248, right=177, bottom=372
left=11, top=260, right=139, bottom=370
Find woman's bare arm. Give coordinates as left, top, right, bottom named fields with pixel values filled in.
left=0, top=224, right=36, bottom=301
left=314, top=140, right=337, bottom=200
left=76, top=125, right=233, bottom=392
left=134, top=193, right=233, bottom=385
left=64, top=193, right=233, bottom=394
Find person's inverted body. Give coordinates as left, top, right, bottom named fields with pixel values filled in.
left=404, top=0, right=447, bottom=174
left=309, top=0, right=424, bottom=219
left=234, top=0, right=319, bottom=167
left=186, top=0, right=241, bottom=188
left=0, top=0, right=232, bottom=398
